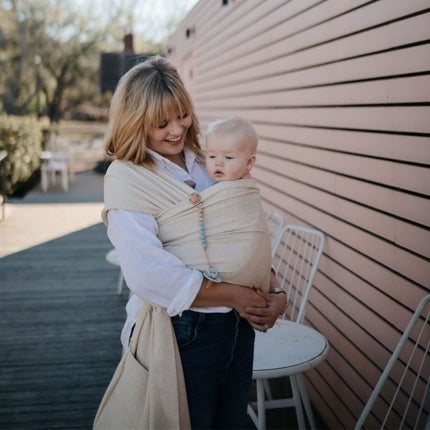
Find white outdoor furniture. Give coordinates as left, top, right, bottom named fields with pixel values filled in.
left=105, top=249, right=125, bottom=294
left=265, top=211, right=285, bottom=257
left=40, top=150, right=71, bottom=192
left=40, top=139, right=73, bottom=192
left=355, top=294, right=430, bottom=430
left=248, top=225, right=326, bottom=430
left=251, top=320, right=329, bottom=429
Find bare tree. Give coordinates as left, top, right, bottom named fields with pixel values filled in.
left=0, top=1, right=45, bottom=115
left=0, top=0, right=120, bottom=121
left=0, top=0, right=195, bottom=121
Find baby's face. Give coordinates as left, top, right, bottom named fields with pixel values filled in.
left=205, top=132, right=255, bottom=181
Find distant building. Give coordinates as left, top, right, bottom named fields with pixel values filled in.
left=99, top=34, right=158, bottom=93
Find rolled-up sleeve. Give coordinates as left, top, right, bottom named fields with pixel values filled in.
left=107, top=209, right=203, bottom=316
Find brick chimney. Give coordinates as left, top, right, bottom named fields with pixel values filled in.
left=123, top=34, right=134, bottom=54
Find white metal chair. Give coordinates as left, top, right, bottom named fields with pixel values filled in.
left=248, top=225, right=326, bottom=429
left=40, top=155, right=69, bottom=192
left=40, top=139, right=72, bottom=192
left=355, top=294, right=430, bottom=430
left=105, top=248, right=125, bottom=294
left=265, top=211, right=285, bottom=257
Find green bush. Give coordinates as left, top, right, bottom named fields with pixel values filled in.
left=0, top=115, right=43, bottom=196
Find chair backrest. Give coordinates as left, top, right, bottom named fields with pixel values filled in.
left=355, top=294, right=430, bottom=430
left=273, top=225, right=324, bottom=324
left=265, top=211, right=285, bottom=257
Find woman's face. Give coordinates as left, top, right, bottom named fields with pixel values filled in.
left=147, top=107, right=192, bottom=164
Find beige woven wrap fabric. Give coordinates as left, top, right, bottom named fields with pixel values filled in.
left=102, top=160, right=272, bottom=291
left=97, top=161, right=271, bottom=428
left=93, top=303, right=191, bottom=430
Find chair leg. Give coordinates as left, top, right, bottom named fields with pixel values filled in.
left=41, top=166, right=49, bottom=192
left=290, top=375, right=306, bottom=429
left=297, top=373, right=317, bottom=429
left=60, top=168, right=68, bottom=191
left=250, top=375, right=317, bottom=429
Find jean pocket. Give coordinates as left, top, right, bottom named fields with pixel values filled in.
left=171, top=311, right=201, bottom=347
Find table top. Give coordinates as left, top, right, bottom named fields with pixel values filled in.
left=252, top=319, right=329, bottom=379
left=105, top=249, right=120, bottom=266
left=41, top=151, right=71, bottom=161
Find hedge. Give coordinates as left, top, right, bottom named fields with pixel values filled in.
left=0, top=115, right=43, bottom=196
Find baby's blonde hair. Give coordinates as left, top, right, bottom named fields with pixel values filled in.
left=105, top=56, right=203, bottom=165
left=206, top=117, right=258, bottom=152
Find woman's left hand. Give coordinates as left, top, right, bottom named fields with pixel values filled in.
left=240, top=290, right=287, bottom=332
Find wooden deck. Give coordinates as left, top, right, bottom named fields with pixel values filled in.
left=0, top=171, right=322, bottom=429
left=0, top=173, right=128, bottom=429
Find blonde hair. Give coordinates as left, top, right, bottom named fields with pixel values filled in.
left=206, top=117, right=258, bottom=152
left=105, top=55, right=202, bottom=165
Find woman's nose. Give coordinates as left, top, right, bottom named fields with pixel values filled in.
left=169, top=120, right=184, bottom=134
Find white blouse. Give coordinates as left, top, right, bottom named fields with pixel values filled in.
left=106, top=148, right=232, bottom=349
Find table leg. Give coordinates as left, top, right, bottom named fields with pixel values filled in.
left=297, top=373, right=317, bottom=429
left=256, top=379, right=266, bottom=429
left=291, top=375, right=306, bottom=429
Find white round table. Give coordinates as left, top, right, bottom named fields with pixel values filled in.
left=249, top=319, right=329, bottom=429
left=253, top=319, right=328, bottom=378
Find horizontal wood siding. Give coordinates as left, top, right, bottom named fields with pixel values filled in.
left=168, top=1, right=430, bottom=428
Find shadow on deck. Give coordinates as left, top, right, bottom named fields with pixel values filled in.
left=0, top=170, right=128, bottom=429
left=0, top=222, right=128, bottom=429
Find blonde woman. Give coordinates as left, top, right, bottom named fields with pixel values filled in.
left=101, top=56, right=286, bottom=429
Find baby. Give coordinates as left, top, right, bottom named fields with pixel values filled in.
left=205, top=117, right=257, bottom=181
left=196, top=117, right=271, bottom=288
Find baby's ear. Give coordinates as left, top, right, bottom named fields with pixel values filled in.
left=247, top=154, right=256, bottom=170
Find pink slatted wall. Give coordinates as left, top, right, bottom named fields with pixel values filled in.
left=167, top=1, right=430, bottom=428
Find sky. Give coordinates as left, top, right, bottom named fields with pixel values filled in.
left=135, top=0, right=200, bottom=42
left=73, top=0, right=200, bottom=43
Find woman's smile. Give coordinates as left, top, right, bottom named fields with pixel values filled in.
left=166, top=136, right=182, bottom=142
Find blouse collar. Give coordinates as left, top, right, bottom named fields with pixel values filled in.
left=146, top=147, right=197, bottom=177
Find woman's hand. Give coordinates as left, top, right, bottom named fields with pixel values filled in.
left=191, top=271, right=287, bottom=332
left=240, top=290, right=286, bottom=332
left=228, top=284, right=268, bottom=315
left=240, top=270, right=287, bottom=332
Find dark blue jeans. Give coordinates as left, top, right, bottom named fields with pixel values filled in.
left=171, top=310, right=255, bottom=429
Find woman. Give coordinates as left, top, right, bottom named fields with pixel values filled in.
left=102, top=56, right=286, bottom=429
